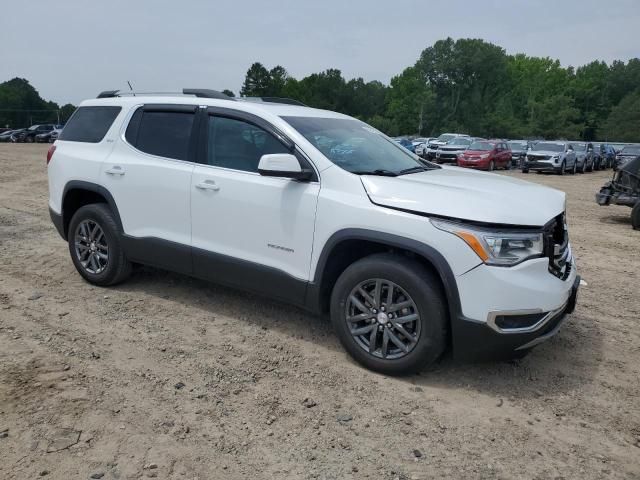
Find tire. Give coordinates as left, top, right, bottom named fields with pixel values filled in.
left=571, top=161, right=577, bottom=174
left=522, top=168, right=529, bottom=173
left=488, top=160, right=495, bottom=171
left=559, top=161, right=566, bottom=175
left=67, top=204, right=131, bottom=286
left=330, top=253, right=447, bottom=375
left=26, top=136, right=34, bottom=143
left=632, top=203, right=640, bottom=230
left=580, top=160, right=586, bottom=173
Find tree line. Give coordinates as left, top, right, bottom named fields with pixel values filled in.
left=2, top=38, right=638, bottom=141
left=235, top=38, right=640, bottom=142
left=0, top=78, right=76, bottom=128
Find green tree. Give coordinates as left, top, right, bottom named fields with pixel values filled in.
left=221, top=89, right=235, bottom=98
left=600, top=90, right=640, bottom=142
left=240, top=62, right=272, bottom=96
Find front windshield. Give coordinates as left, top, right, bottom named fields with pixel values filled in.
left=282, top=116, right=432, bottom=175
left=508, top=141, right=527, bottom=150
left=531, top=142, right=564, bottom=152
left=468, top=141, right=494, bottom=151
left=436, top=134, right=456, bottom=142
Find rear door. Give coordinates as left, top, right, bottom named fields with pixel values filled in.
left=190, top=107, right=320, bottom=305
left=101, top=104, right=199, bottom=273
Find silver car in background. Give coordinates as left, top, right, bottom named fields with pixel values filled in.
left=426, top=133, right=469, bottom=160
left=571, top=142, right=595, bottom=173
left=434, top=136, right=475, bottom=164
left=522, top=141, right=578, bottom=175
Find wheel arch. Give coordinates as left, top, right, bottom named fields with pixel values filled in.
left=60, top=181, right=123, bottom=240
left=306, top=229, right=462, bottom=325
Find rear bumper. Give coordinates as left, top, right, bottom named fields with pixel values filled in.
left=49, top=207, right=66, bottom=240
left=452, top=275, right=580, bottom=361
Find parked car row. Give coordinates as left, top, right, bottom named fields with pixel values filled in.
left=0, top=124, right=63, bottom=143
left=399, top=133, right=631, bottom=175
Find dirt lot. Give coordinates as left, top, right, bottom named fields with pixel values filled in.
left=0, top=143, right=638, bottom=480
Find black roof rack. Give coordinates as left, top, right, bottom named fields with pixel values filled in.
left=97, top=90, right=120, bottom=98
left=96, top=88, right=235, bottom=100
left=243, top=96, right=307, bottom=107
left=182, top=88, right=235, bottom=100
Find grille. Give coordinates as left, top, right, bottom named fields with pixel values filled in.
left=544, top=213, right=571, bottom=280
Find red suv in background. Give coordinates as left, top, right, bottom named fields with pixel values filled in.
left=457, top=140, right=512, bottom=171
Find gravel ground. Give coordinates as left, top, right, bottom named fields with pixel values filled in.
left=0, top=143, right=639, bottom=480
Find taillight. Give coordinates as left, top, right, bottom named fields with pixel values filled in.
left=46, top=145, right=56, bottom=165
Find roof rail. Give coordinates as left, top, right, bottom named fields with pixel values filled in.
left=242, top=97, right=307, bottom=107
left=95, top=89, right=235, bottom=100
left=182, top=88, right=235, bottom=100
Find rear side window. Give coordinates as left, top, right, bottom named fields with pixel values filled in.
left=125, top=108, right=195, bottom=161
left=59, top=106, right=121, bottom=143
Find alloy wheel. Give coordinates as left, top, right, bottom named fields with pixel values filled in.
left=74, top=219, right=109, bottom=274
left=345, top=279, right=421, bottom=360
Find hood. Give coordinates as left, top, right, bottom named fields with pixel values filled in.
left=528, top=150, right=562, bottom=157
left=361, top=166, right=565, bottom=227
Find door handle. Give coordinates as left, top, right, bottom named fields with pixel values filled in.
left=195, top=180, right=220, bottom=191
left=105, top=166, right=125, bottom=176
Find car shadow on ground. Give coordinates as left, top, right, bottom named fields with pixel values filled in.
left=598, top=212, right=633, bottom=227
left=112, top=266, right=602, bottom=401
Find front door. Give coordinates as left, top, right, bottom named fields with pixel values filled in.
left=190, top=110, right=320, bottom=305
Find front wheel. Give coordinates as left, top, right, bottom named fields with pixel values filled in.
left=488, top=160, right=495, bottom=171
left=559, top=161, right=566, bottom=175
left=68, top=204, right=131, bottom=286
left=330, top=253, right=447, bottom=375
left=571, top=161, right=577, bottom=174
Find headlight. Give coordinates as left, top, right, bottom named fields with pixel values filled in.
left=431, top=219, right=544, bottom=266
left=480, top=153, right=490, bottom=159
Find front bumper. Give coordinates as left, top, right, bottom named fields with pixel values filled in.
left=452, top=256, right=579, bottom=361
left=458, top=159, right=490, bottom=169
left=524, top=160, right=561, bottom=172
left=452, top=276, right=578, bottom=361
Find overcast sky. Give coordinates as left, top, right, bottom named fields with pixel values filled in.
left=2, top=0, right=639, bottom=105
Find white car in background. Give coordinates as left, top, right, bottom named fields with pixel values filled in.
left=426, top=133, right=469, bottom=160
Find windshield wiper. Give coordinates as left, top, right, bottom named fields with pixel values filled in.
left=352, top=169, right=398, bottom=177
left=398, top=166, right=428, bottom=175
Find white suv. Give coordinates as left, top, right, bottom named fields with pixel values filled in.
left=47, top=89, right=579, bottom=374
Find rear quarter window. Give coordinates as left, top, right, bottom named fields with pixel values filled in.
left=58, top=106, right=121, bottom=143
left=125, top=108, right=196, bottom=161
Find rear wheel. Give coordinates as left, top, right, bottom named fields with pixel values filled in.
left=632, top=203, right=640, bottom=230
left=68, top=204, right=131, bottom=286
left=330, top=253, right=447, bottom=375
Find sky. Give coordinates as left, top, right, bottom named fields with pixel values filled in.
left=2, top=0, right=639, bottom=106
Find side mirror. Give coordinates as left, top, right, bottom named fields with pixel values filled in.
left=258, top=153, right=313, bottom=181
